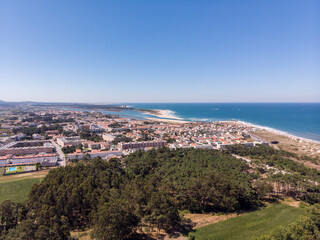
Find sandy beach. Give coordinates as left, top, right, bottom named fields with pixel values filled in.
left=235, top=121, right=319, bottom=155
left=252, top=129, right=320, bottom=156
left=139, top=109, right=183, bottom=120
left=146, top=112, right=320, bottom=160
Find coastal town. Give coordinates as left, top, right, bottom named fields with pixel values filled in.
left=1, top=1, right=319, bottom=239
left=0, top=106, right=269, bottom=175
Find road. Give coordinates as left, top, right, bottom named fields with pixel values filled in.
left=232, top=154, right=252, bottom=163
left=51, top=140, right=66, bottom=167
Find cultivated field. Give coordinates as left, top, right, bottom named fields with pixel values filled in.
left=188, top=204, right=306, bottom=240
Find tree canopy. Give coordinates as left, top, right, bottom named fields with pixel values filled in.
left=1, top=146, right=319, bottom=239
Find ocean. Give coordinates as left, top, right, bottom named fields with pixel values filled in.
left=110, top=103, right=320, bottom=142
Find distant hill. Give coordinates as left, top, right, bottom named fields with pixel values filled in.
left=0, top=100, right=33, bottom=107
left=0, top=100, right=132, bottom=111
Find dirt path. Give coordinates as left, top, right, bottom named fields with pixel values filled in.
left=184, top=212, right=241, bottom=229
left=164, top=212, right=244, bottom=240
left=280, top=198, right=300, bottom=208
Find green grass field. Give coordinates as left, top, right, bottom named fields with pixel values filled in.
left=0, top=178, right=43, bottom=204
left=189, top=204, right=306, bottom=240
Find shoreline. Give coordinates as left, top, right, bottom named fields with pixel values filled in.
left=238, top=120, right=320, bottom=145
left=64, top=106, right=320, bottom=146
left=250, top=128, right=320, bottom=160
left=141, top=108, right=320, bottom=145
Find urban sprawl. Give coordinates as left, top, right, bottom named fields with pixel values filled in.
left=0, top=108, right=268, bottom=175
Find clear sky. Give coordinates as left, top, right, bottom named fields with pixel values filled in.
left=0, top=0, right=319, bottom=103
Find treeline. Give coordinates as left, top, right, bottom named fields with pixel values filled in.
left=1, top=146, right=318, bottom=239
left=20, top=114, right=74, bottom=124
left=0, top=148, right=266, bottom=240
left=13, top=124, right=63, bottom=136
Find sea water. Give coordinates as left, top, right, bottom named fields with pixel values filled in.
left=121, top=103, right=320, bottom=142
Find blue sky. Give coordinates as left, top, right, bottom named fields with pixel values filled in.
left=0, top=0, right=319, bottom=103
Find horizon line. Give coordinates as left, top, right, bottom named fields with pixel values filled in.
left=1, top=100, right=320, bottom=104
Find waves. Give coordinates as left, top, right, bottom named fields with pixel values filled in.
left=162, top=110, right=182, bottom=120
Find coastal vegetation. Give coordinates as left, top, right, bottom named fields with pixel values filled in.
left=0, top=146, right=319, bottom=239
left=0, top=148, right=263, bottom=239
left=252, top=130, right=320, bottom=165
left=226, top=144, right=320, bottom=204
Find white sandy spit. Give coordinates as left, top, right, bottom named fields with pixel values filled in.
left=143, top=109, right=183, bottom=120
